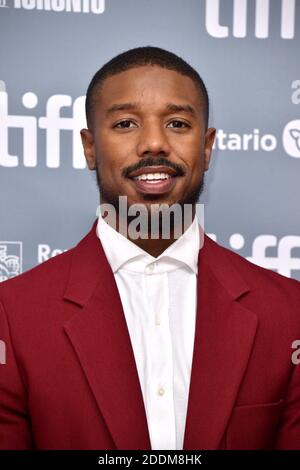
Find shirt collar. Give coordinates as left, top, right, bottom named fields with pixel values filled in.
left=96, top=210, right=200, bottom=274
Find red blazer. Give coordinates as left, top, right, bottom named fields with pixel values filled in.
left=0, top=220, right=300, bottom=450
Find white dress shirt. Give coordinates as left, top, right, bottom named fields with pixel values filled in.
left=96, top=212, right=200, bottom=450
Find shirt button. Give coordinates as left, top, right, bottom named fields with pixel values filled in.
left=145, top=263, right=156, bottom=274
left=158, top=387, right=165, bottom=396
left=155, top=313, right=161, bottom=325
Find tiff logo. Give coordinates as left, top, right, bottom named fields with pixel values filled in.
left=206, top=0, right=296, bottom=39
left=0, top=86, right=86, bottom=169
left=229, top=234, right=300, bottom=278
left=0, top=340, right=6, bottom=365
left=247, top=235, right=300, bottom=276
left=209, top=233, right=300, bottom=279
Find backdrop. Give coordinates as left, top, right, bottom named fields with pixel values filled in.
left=0, top=0, right=299, bottom=282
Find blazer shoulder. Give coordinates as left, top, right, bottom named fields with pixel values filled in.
left=0, top=220, right=99, bottom=299
left=0, top=246, right=74, bottom=300
left=0, top=221, right=98, bottom=312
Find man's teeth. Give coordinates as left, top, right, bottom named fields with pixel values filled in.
left=133, top=173, right=172, bottom=182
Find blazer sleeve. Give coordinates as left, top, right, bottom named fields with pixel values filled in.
left=274, top=355, right=300, bottom=449
left=0, top=299, right=33, bottom=449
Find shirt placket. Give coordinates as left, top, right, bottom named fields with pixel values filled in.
left=144, top=263, right=176, bottom=450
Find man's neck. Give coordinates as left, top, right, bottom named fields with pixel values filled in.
left=129, top=234, right=178, bottom=258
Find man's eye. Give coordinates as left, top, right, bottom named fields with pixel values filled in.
left=167, top=120, right=190, bottom=128
left=114, top=120, right=136, bottom=129
left=114, top=120, right=190, bottom=129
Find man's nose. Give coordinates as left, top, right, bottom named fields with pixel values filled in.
left=136, top=122, right=171, bottom=157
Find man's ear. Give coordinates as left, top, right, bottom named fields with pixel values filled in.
left=204, top=127, right=216, bottom=171
left=80, top=128, right=96, bottom=170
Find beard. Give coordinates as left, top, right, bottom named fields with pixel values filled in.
left=95, top=163, right=205, bottom=238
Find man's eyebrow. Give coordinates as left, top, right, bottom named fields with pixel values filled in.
left=164, top=103, right=197, bottom=117
left=105, top=102, right=138, bottom=115
left=105, top=102, right=198, bottom=117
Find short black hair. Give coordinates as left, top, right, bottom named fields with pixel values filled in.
left=85, top=46, right=209, bottom=129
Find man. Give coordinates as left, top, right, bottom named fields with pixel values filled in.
left=0, top=46, right=300, bottom=450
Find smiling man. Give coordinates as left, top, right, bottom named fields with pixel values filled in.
left=80, top=49, right=215, bottom=256
left=0, top=46, right=300, bottom=451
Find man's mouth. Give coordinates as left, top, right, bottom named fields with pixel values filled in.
left=127, top=166, right=180, bottom=195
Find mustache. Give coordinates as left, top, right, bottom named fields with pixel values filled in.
left=122, top=156, right=185, bottom=178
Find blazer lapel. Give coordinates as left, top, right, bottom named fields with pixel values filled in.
left=183, top=234, right=258, bottom=449
left=63, top=220, right=151, bottom=450
left=62, top=221, right=258, bottom=450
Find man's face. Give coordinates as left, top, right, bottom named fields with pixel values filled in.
left=81, top=65, right=215, bottom=213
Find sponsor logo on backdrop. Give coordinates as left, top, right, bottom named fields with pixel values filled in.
left=38, top=245, right=68, bottom=262
left=0, top=0, right=105, bottom=14
left=205, top=0, right=296, bottom=39
left=282, top=120, right=300, bottom=158
left=212, top=128, right=277, bottom=152
left=208, top=233, right=300, bottom=277
left=0, top=86, right=86, bottom=168
left=208, top=233, right=300, bottom=278
left=0, top=242, right=22, bottom=281
left=213, top=124, right=300, bottom=158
